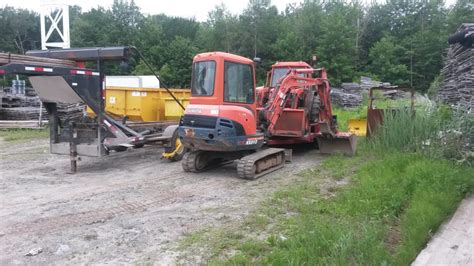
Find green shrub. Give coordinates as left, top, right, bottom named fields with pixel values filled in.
left=369, top=105, right=473, bottom=165
left=222, top=153, right=473, bottom=265
left=427, top=74, right=442, bottom=100
left=0, top=128, right=49, bottom=141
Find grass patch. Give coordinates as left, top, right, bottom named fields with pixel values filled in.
left=370, top=105, right=473, bottom=165
left=0, top=128, right=49, bottom=141
left=241, top=153, right=471, bottom=264
left=177, top=100, right=472, bottom=265
left=333, top=94, right=412, bottom=132
left=332, top=106, right=366, bottom=131
left=180, top=150, right=472, bottom=265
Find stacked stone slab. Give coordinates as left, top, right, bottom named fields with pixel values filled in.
left=330, top=77, right=396, bottom=108
left=439, top=23, right=474, bottom=112
left=330, top=87, right=363, bottom=108
left=0, top=103, right=85, bottom=121
left=0, top=89, right=85, bottom=121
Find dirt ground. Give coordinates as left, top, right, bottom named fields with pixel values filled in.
left=0, top=137, right=323, bottom=264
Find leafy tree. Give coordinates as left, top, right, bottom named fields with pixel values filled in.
left=71, top=7, right=115, bottom=46
left=239, top=0, right=281, bottom=82
left=204, top=4, right=239, bottom=52
left=447, top=0, right=474, bottom=32
left=151, top=14, right=200, bottom=43
left=369, top=36, right=410, bottom=85
left=0, top=7, right=40, bottom=53
left=135, top=36, right=197, bottom=87
left=316, top=1, right=359, bottom=84
left=0, top=0, right=471, bottom=89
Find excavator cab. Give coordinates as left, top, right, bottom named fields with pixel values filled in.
left=178, top=52, right=286, bottom=178
left=257, top=62, right=312, bottom=107
left=179, top=52, right=264, bottom=153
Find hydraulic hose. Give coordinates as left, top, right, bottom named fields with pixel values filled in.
left=129, top=46, right=185, bottom=110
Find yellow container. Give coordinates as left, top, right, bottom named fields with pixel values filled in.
left=87, top=86, right=190, bottom=122
left=348, top=119, right=367, bottom=137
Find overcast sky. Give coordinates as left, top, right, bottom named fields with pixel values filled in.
left=1, top=0, right=307, bottom=21
left=2, top=0, right=458, bottom=22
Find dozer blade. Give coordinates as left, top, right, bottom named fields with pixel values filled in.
left=316, top=134, right=357, bottom=156
left=348, top=119, right=367, bottom=137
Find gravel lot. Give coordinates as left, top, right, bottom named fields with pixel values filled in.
left=0, top=137, right=323, bottom=264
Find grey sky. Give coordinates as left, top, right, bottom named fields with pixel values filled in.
left=1, top=0, right=303, bottom=21
left=1, top=0, right=459, bottom=22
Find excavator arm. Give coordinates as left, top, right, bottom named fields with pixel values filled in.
left=262, top=68, right=335, bottom=137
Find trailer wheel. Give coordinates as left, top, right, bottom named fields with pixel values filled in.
left=114, top=146, right=128, bottom=152
left=164, top=129, right=185, bottom=161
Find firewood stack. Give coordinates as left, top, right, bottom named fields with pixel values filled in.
left=439, top=23, right=474, bottom=112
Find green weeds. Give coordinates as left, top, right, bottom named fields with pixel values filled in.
left=0, top=128, right=49, bottom=141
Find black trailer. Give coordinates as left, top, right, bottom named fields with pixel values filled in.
left=0, top=46, right=185, bottom=172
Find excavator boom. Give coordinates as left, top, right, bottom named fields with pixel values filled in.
left=260, top=68, right=356, bottom=155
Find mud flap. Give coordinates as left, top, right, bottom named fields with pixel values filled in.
left=316, top=134, right=357, bottom=156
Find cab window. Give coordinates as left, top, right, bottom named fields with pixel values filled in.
left=271, top=67, right=306, bottom=87
left=191, top=61, right=216, bottom=96
left=224, top=61, right=254, bottom=103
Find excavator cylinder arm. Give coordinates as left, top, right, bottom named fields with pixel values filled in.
left=261, top=68, right=357, bottom=156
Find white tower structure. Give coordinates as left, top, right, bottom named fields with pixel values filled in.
left=40, top=0, right=70, bottom=50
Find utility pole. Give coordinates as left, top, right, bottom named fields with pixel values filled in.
left=410, top=43, right=413, bottom=89
left=40, top=0, right=70, bottom=50
left=355, top=16, right=360, bottom=69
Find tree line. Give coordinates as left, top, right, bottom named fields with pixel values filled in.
left=0, top=0, right=472, bottom=91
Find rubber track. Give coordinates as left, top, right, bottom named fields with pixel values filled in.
left=237, top=148, right=285, bottom=180
left=182, top=150, right=233, bottom=173
left=182, top=150, right=200, bottom=172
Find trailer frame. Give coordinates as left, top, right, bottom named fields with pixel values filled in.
left=0, top=47, right=182, bottom=172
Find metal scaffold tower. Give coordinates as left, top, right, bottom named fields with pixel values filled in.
left=40, top=0, right=70, bottom=50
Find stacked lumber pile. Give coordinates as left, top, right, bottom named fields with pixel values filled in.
left=0, top=53, right=75, bottom=67
left=439, top=23, right=474, bottom=111
left=331, top=87, right=362, bottom=108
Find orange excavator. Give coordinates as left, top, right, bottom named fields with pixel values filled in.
left=178, top=52, right=356, bottom=179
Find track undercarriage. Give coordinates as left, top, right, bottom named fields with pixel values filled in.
left=182, top=148, right=286, bottom=180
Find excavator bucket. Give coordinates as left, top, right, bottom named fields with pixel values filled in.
left=348, top=119, right=367, bottom=137
left=316, top=133, right=357, bottom=156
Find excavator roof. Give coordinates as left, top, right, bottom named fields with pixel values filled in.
left=272, top=61, right=311, bottom=68
left=193, top=52, right=253, bottom=64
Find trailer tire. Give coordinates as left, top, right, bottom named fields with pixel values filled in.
left=115, top=146, right=128, bottom=152
left=134, top=143, right=145, bottom=148
left=164, top=129, right=185, bottom=162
